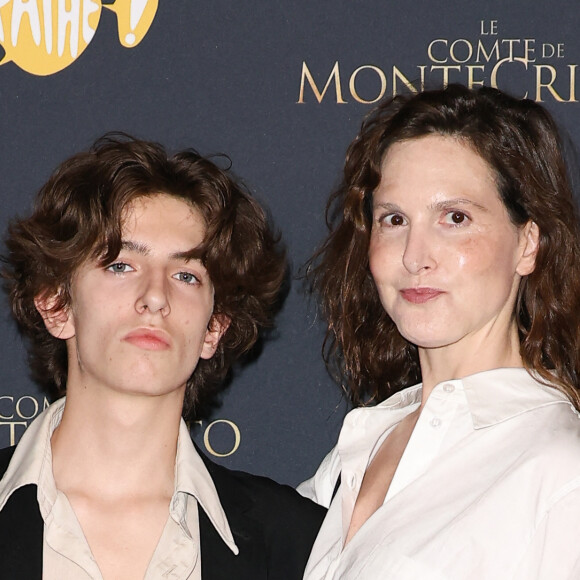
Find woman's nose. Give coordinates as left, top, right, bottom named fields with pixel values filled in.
left=402, top=226, right=437, bottom=274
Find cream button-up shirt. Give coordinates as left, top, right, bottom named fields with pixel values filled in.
left=299, top=368, right=580, bottom=580
left=0, top=398, right=238, bottom=579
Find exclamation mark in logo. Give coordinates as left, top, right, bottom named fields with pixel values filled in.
left=126, top=0, right=148, bottom=45
left=106, top=0, right=158, bottom=48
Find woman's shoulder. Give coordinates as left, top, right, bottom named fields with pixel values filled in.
left=297, top=446, right=341, bottom=508
left=508, top=397, right=580, bottom=503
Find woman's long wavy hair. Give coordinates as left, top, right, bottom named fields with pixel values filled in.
left=308, top=84, right=580, bottom=408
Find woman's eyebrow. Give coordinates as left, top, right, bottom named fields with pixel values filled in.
left=372, top=201, right=401, bottom=212
left=430, top=198, right=488, bottom=212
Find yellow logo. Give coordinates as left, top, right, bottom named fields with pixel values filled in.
left=0, top=0, right=158, bottom=76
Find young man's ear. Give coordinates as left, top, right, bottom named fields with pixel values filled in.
left=34, top=291, right=75, bottom=340
left=200, top=313, right=231, bottom=360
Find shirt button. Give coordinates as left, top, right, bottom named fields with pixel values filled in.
left=430, top=417, right=442, bottom=428
left=443, top=383, right=455, bottom=393
left=348, top=473, right=357, bottom=489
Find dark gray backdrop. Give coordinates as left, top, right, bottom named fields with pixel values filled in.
left=1, top=0, right=578, bottom=486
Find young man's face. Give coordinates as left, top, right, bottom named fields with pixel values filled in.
left=39, top=194, right=225, bottom=403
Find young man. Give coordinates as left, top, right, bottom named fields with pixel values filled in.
left=0, top=135, right=324, bottom=579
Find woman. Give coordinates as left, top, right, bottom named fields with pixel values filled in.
left=299, top=85, right=580, bottom=579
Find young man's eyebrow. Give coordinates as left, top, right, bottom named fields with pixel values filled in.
left=120, top=240, right=203, bottom=262
left=120, top=240, right=150, bottom=255
left=171, top=248, right=203, bottom=262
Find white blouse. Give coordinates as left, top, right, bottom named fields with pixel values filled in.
left=299, top=368, right=580, bottom=580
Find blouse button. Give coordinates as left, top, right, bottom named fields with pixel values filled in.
left=348, top=473, right=357, bottom=489
left=430, top=417, right=442, bottom=428
left=443, top=383, right=455, bottom=393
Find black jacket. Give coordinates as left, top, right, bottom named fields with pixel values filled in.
left=0, top=445, right=325, bottom=579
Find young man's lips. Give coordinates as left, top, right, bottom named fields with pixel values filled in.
left=400, top=288, right=445, bottom=304
left=123, top=329, right=171, bottom=350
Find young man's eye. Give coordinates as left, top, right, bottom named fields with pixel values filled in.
left=106, top=262, right=134, bottom=274
left=443, top=211, right=469, bottom=225
left=173, top=271, right=199, bottom=285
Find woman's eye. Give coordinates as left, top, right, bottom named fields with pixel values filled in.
left=381, top=213, right=406, bottom=227
left=106, top=262, right=134, bottom=274
left=443, top=211, right=469, bottom=225
left=174, top=271, right=199, bottom=285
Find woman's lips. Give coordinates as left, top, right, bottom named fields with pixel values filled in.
left=400, top=287, right=445, bottom=304
left=123, top=329, right=171, bottom=350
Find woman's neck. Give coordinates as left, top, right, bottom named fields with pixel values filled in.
left=417, top=324, right=524, bottom=407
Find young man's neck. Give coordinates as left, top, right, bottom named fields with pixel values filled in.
left=50, top=385, right=184, bottom=497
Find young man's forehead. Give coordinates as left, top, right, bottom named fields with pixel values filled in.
left=121, top=192, right=203, bottom=219
left=120, top=194, right=207, bottom=236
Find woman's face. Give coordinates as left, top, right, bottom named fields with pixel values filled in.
left=368, top=135, right=538, bottom=353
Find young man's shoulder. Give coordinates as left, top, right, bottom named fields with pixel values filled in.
left=200, top=448, right=325, bottom=524
left=199, top=449, right=325, bottom=577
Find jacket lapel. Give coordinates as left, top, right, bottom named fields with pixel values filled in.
left=199, top=451, right=268, bottom=580
left=0, top=446, right=42, bottom=577
left=0, top=482, right=43, bottom=579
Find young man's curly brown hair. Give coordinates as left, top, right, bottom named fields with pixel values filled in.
left=3, top=134, right=286, bottom=419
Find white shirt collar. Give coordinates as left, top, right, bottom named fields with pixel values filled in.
left=0, top=397, right=238, bottom=555
left=174, top=419, right=238, bottom=553
left=370, top=367, right=575, bottom=428
left=0, top=396, right=62, bottom=512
